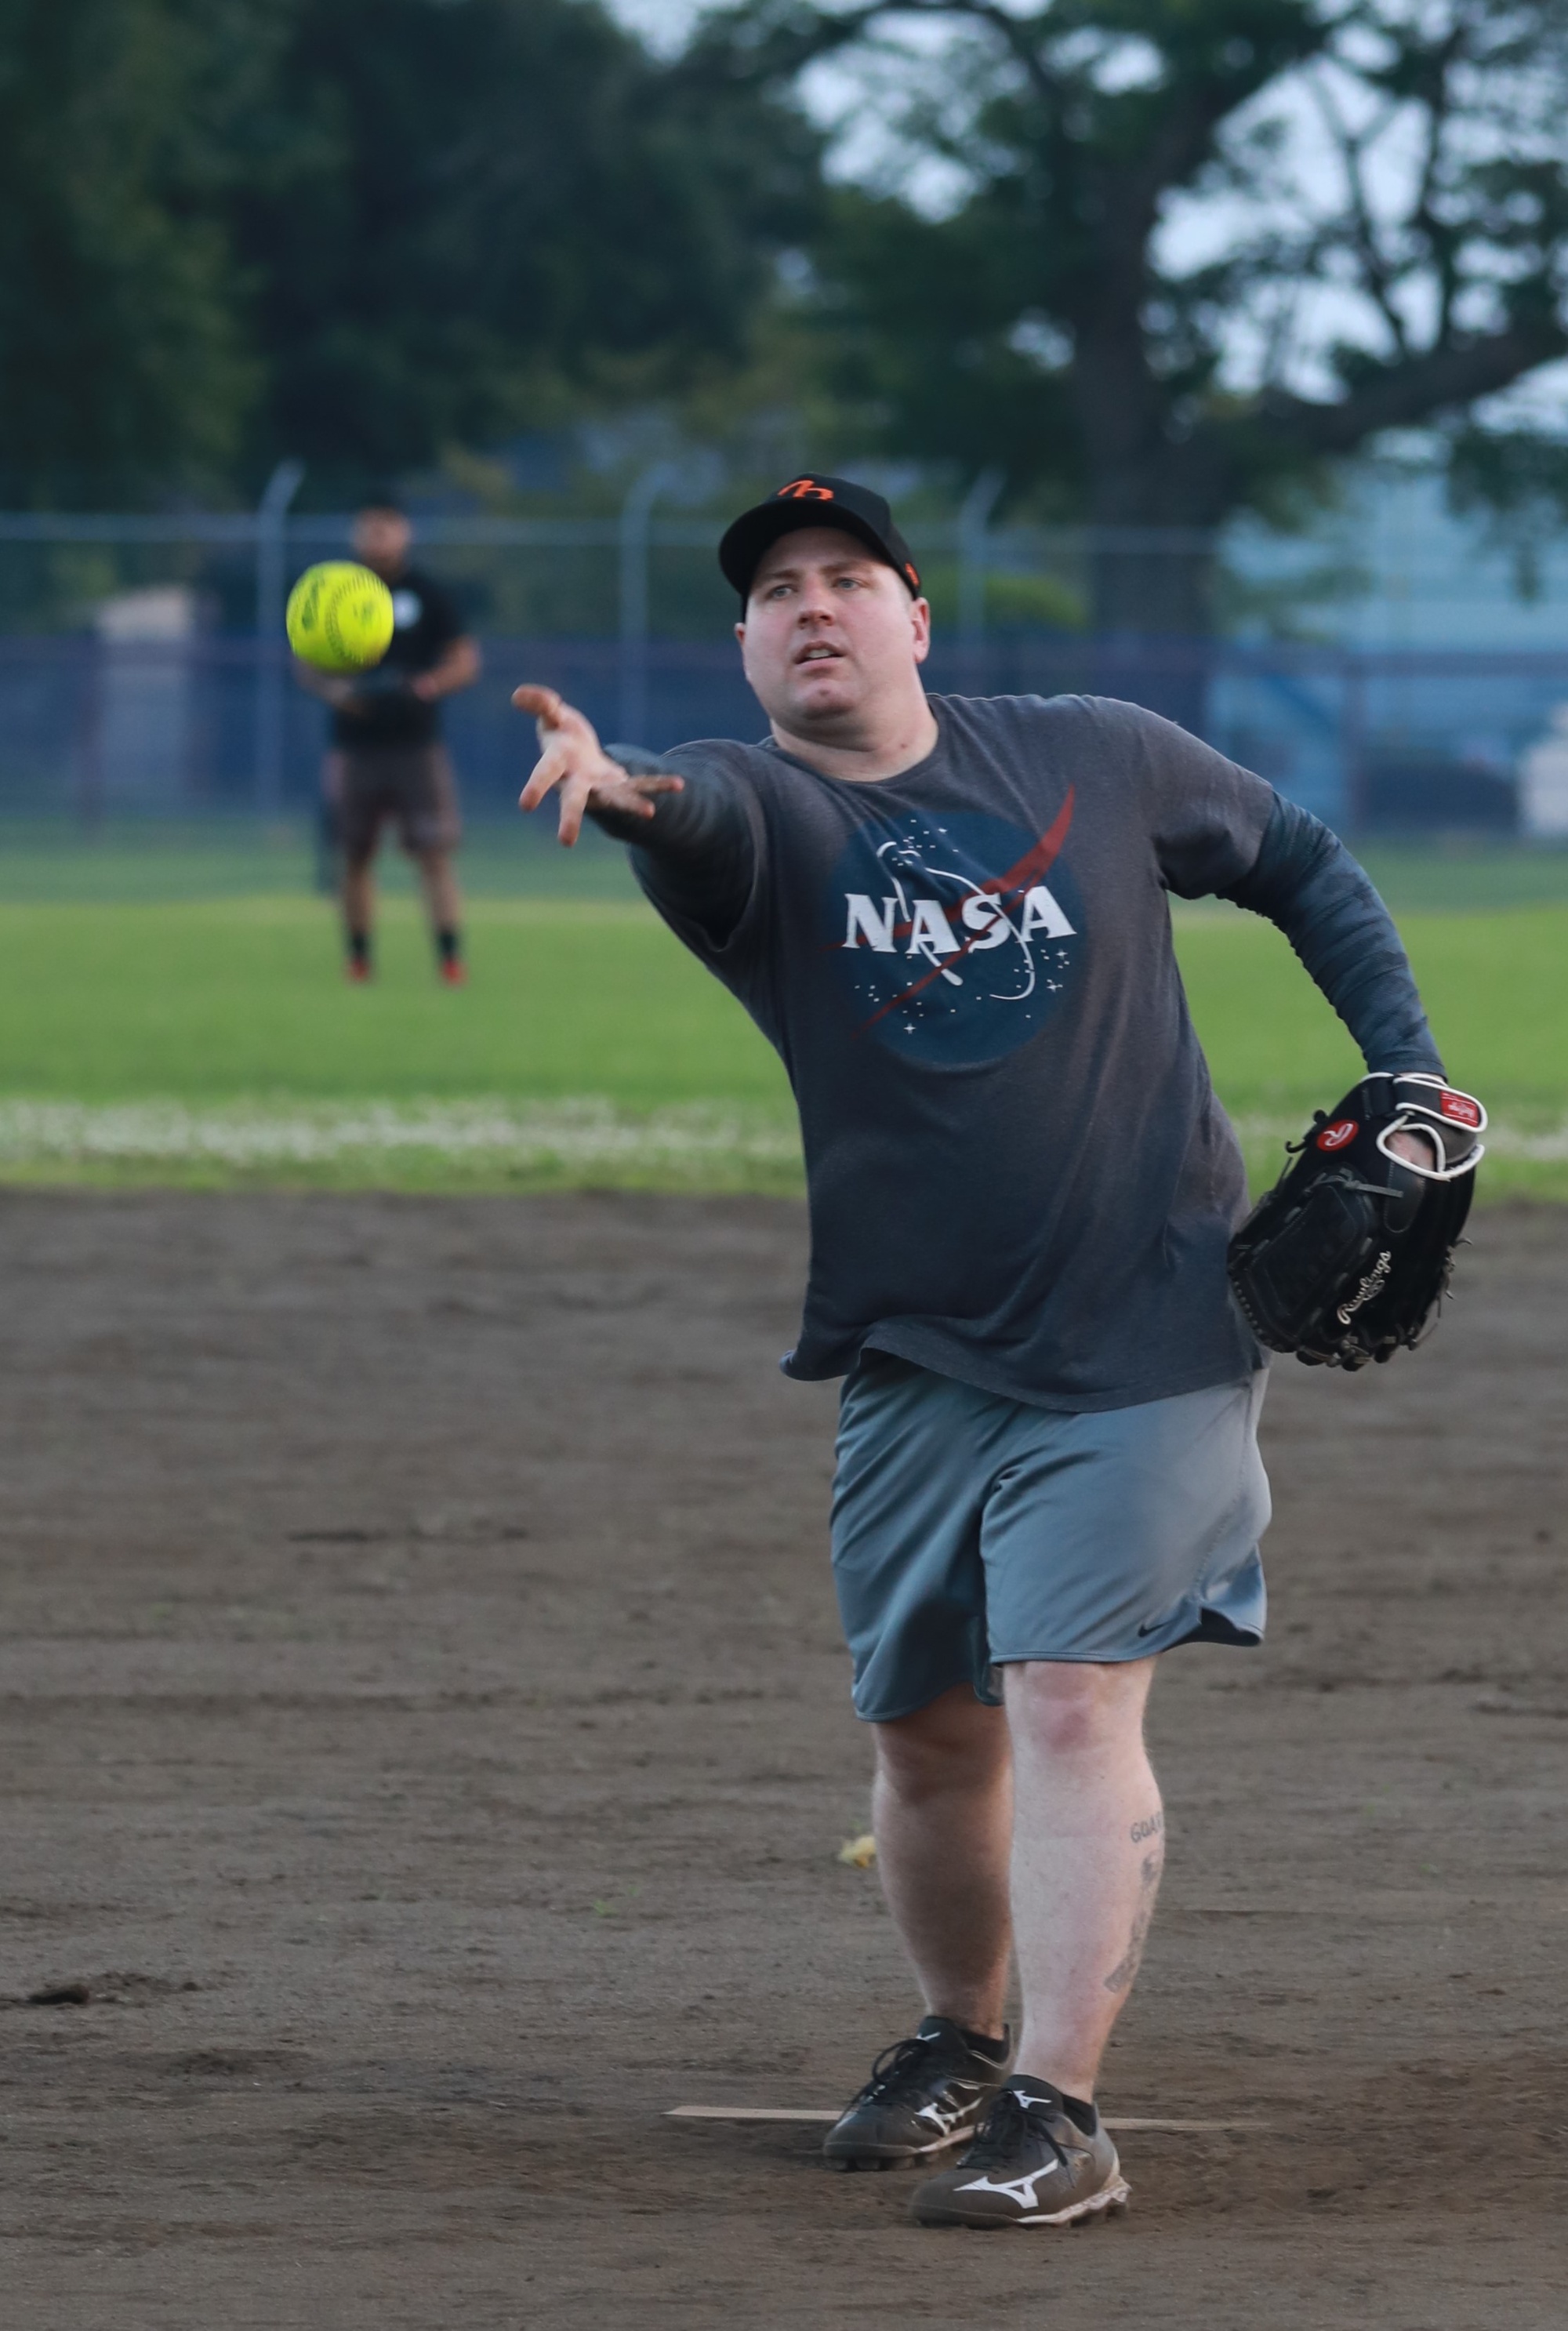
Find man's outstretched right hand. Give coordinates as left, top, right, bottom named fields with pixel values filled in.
left=514, top=684, right=684, bottom=847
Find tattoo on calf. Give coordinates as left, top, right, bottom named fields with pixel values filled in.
left=1129, top=1811, right=1163, bottom=1844
left=1103, top=1850, right=1164, bottom=1995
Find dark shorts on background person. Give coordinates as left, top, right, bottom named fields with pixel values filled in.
left=328, top=744, right=461, bottom=861
left=830, top=1353, right=1271, bottom=1722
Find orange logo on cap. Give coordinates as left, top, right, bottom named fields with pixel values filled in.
left=777, top=478, right=835, bottom=501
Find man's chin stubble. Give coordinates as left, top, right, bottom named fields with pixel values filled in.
left=782, top=706, right=861, bottom=746
left=784, top=677, right=859, bottom=727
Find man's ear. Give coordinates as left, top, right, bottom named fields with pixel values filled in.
left=910, top=594, right=932, bottom=664
left=735, top=621, right=746, bottom=646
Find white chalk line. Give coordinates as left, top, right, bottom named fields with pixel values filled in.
left=0, top=1097, right=801, bottom=1172
left=0, top=1098, right=1561, bottom=1173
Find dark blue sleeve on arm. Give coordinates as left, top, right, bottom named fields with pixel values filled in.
left=1221, top=794, right=1444, bottom=1076
left=590, top=747, right=757, bottom=948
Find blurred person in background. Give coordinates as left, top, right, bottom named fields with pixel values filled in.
left=296, top=502, right=481, bottom=984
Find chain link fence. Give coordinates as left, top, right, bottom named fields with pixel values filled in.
left=0, top=505, right=1563, bottom=837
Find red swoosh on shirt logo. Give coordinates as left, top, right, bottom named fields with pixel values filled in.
left=857, top=787, right=1076, bottom=1033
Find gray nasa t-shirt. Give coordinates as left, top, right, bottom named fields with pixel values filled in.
left=647, top=692, right=1274, bottom=1412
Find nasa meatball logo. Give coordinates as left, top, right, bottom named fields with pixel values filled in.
left=826, top=795, right=1083, bottom=1064
left=1316, top=1118, right=1359, bottom=1152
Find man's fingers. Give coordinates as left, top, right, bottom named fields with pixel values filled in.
left=512, top=683, right=600, bottom=751
left=520, top=746, right=686, bottom=833
left=521, top=753, right=684, bottom=818
left=518, top=739, right=573, bottom=812
left=577, top=773, right=684, bottom=822
left=519, top=728, right=589, bottom=811
left=556, top=772, right=597, bottom=848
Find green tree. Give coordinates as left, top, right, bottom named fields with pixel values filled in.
left=226, top=0, right=824, bottom=496
left=0, top=0, right=822, bottom=507
left=0, top=0, right=256, bottom=503
left=712, top=0, right=1568, bottom=634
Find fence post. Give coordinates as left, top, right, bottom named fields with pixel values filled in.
left=253, top=459, right=305, bottom=816
left=958, top=468, right=1006, bottom=667
left=619, top=461, right=680, bottom=744
left=74, top=636, right=105, bottom=836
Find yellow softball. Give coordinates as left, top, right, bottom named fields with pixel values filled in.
left=285, top=561, right=395, bottom=672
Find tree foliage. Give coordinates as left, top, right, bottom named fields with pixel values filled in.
left=0, top=0, right=821, bottom=505
left=712, top=0, right=1568, bottom=628
left=0, top=0, right=257, bottom=503
left=230, top=0, right=822, bottom=495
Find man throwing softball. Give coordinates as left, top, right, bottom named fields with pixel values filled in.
left=514, top=475, right=1454, bottom=2230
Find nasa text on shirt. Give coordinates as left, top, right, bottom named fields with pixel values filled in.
left=827, top=800, right=1084, bottom=1066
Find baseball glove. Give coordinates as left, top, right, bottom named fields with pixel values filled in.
left=1227, top=1073, right=1486, bottom=1371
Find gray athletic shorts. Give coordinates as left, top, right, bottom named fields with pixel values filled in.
left=830, top=1354, right=1271, bottom=1723
left=328, top=744, right=461, bottom=862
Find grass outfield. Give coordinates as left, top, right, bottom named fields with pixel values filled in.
left=0, top=873, right=1561, bottom=1197
left=4, top=817, right=1566, bottom=909
left=0, top=817, right=638, bottom=902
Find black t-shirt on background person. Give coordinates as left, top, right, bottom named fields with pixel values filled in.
left=330, top=565, right=464, bottom=748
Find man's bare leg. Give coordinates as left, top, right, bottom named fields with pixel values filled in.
left=871, top=1684, right=1013, bottom=2039
left=342, top=855, right=376, bottom=972
left=413, top=847, right=464, bottom=977
left=822, top=1688, right=1012, bottom=2167
left=415, top=848, right=462, bottom=936
left=899, top=1662, right=1155, bottom=2224
left=871, top=1661, right=1161, bottom=2083
left=1004, top=1657, right=1163, bottom=2098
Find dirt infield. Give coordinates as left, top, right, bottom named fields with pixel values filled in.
left=1, top=1192, right=1563, bottom=2329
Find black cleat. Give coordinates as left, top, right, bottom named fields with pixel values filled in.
left=912, top=2079, right=1130, bottom=2228
left=823, top=2017, right=1010, bottom=2171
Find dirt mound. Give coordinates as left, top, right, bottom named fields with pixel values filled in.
left=0, top=1192, right=1562, bottom=2326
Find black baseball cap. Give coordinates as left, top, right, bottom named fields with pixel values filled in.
left=718, top=474, right=922, bottom=605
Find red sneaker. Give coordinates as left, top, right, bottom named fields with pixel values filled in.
left=346, top=957, right=372, bottom=983
left=438, top=958, right=467, bottom=986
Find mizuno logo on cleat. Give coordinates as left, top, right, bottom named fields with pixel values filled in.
left=914, top=2090, right=980, bottom=2133
left=957, top=2146, right=1089, bottom=2209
